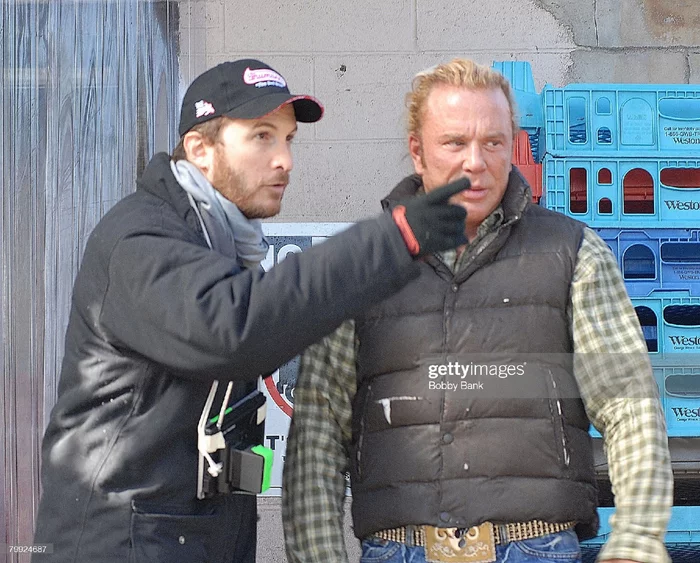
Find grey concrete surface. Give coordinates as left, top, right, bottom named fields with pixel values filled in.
left=176, top=0, right=699, bottom=225
left=415, top=0, right=574, bottom=51
left=567, top=49, right=689, bottom=83
left=222, top=0, right=415, bottom=53
left=257, top=497, right=361, bottom=563
left=689, top=52, right=700, bottom=83
left=532, top=0, right=598, bottom=46
left=596, top=0, right=700, bottom=48
left=312, top=54, right=441, bottom=141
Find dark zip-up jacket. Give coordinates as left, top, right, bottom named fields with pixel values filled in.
left=33, top=153, right=420, bottom=563
left=350, top=171, right=599, bottom=541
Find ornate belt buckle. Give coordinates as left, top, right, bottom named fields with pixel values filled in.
left=425, top=523, right=496, bottom=563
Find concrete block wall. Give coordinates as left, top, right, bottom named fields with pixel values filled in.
left=179, top=0, right=700, bottom=225
left=177, top=1, right=700, bottom=561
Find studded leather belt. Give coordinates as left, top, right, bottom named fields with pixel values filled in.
left=372, top=520, right=576, bottom=546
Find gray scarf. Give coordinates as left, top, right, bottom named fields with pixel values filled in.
left=170, top=159, right=269, bottom=268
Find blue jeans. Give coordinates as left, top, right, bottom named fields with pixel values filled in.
left=360, top=529, right=582, bottom=563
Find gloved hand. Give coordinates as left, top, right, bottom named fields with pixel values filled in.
left=392, top=177, right=470, bottom=257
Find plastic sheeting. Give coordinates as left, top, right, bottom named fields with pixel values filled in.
left=1, top=0, right=179, bottom=555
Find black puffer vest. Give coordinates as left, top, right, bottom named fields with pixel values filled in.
left=350, top=171, right=599, bottom=541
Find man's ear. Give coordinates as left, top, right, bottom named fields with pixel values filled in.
left=408, top=133, right=425, bottom=176
left=183, top=131, right=215, bottom=179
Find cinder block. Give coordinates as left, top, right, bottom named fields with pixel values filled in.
left=203, top=1, right=224, bottom=28
left=177, top=25, right=207, bottom=58
left=176, top=3, right=212, bottom=59
left=204, top=24, right=226, bottom=57
left=313, top=53, right=573, bottom=142
left=530, top=0, right=598, bottom=46
left=567, top=50, right=688, bottom=83
left=256, top=497, right=360, bottom=563
left=179, top=0, right=223, bottom=30
left=597, top=0, right=700, bottom=48
left=690, top=53, right=700, bottom=84
left=313, top=55, right=446, bottom=142
left=222, top=0, right=413, bottom=52
left=417, top=0, right=575, bottom=51
left=179, top=3, right=226, bottom=57
left=275, top=141, right=414, bottom=222
left=179, top=55, right=209, bottom=88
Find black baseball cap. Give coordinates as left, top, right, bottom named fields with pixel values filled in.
left=178, top=59, right=324, bottom=137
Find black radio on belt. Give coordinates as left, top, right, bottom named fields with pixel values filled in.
left=197, top=390, right=273, bottom=498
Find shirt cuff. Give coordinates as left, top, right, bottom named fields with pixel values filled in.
left=596, top=530, right=670, bottom=563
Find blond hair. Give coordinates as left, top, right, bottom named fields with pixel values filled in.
left=406, top=58, right=519, bottom=137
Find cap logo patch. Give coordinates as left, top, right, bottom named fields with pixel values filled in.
left=243, top=67, right=286, bottom=89
left=195, top=100, right=216, bottom=118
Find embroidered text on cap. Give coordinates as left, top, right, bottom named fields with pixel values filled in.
left=243, top=67, right=286, bottom=89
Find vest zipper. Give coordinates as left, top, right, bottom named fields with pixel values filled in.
left=355, top=383, right=372, bottom=482
left=547, top=369, right=571, bottom=468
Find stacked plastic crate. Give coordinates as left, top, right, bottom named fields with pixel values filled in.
left=493, top=61, right=544, bottom=203
left=495, top=62, right=700, bottom=562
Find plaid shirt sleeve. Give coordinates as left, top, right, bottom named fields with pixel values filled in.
left=570, top=228, right=673, bottom=563
left=282, top=320, right=357, bottom=563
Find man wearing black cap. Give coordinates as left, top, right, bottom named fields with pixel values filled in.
left=31, top=59, right=470, bottom=562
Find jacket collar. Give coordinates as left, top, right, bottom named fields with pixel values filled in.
left=137, top=152, right=197, bottom=223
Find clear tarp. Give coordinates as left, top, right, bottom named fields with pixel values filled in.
left=1, top=0, right=179, bottom=554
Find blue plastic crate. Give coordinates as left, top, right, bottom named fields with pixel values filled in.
left=543, top=84, right=700, bottom=158
left=582, top=506, right=700, bottom=548
left=541, top=155, right=700, bottom=228
left=492, top=61, right=544, bottom=162
left=631, top=290, right=700, bottom=356
left=657, top=364, right=700, bottom=437
left=595, top=228, right=700, bottom=296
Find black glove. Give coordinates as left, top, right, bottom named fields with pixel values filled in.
left=392, top=178, right=470, bottom=257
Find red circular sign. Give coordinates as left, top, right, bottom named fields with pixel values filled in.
left=264, top=374, right=293, bottom=418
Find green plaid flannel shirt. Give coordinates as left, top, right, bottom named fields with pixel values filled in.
left=282, top=214, right=672, bottom=563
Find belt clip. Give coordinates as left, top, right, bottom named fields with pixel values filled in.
left=197, top=381, right=235, bottom=499
left=405, top=525, right=416, bottom=547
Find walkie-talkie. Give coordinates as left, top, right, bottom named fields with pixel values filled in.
left=197, top=388, right=273, bottom=498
